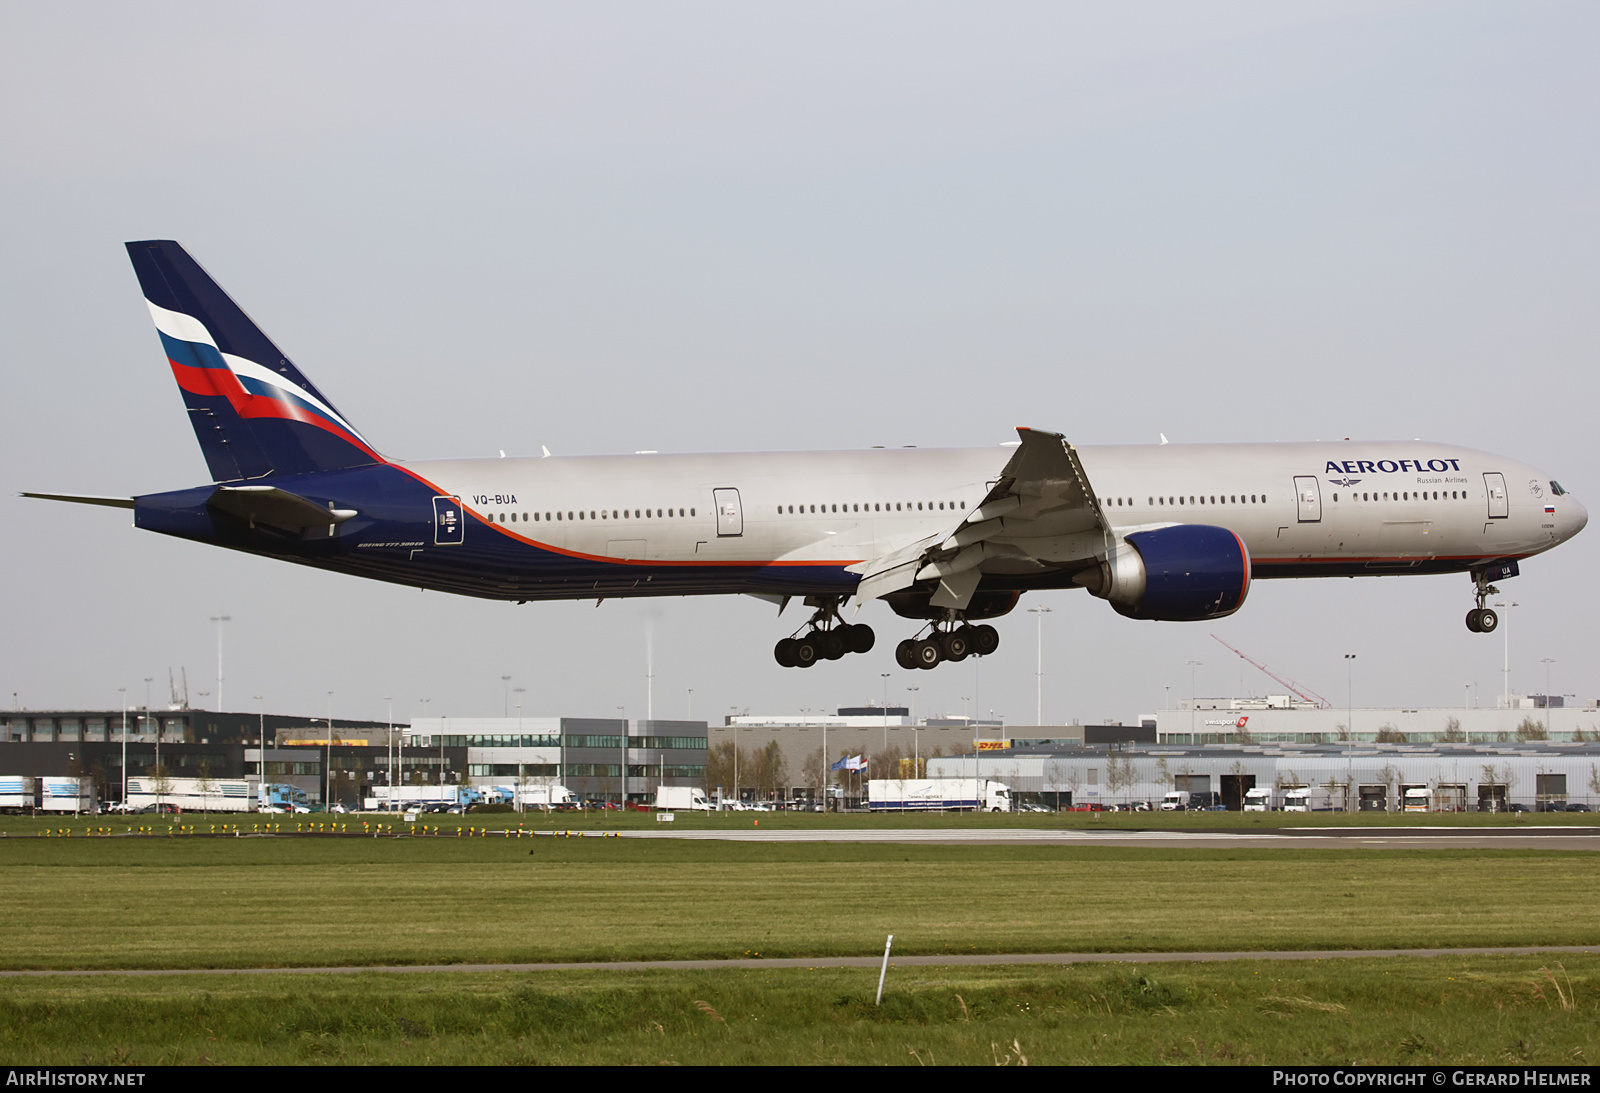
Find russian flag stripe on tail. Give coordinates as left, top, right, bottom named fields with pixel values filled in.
left=125, top=240, right=382, bottom=482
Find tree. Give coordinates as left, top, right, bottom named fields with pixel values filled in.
left=868, top=744, right=905, bottom=782
left=1375, top=724, right=1407, bottom=743
left=194, top=759, right=218, bottom=814
left=706, top=740, right=745, bottom=796
left=1376, top=763, right=1401, bottom=811
left=1440, top=717, right=1465, bottom=743
left=1515, top=717, right=1549, bottom=742
left=148, top=763, right=175, bottom=811
left=750, top=740, right=788, bottom=800
left=1334, top=721, right=1351, bottom=742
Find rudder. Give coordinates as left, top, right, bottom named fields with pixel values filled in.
left=126, top=240, right=381, bottom=481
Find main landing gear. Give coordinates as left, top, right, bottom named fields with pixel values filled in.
left=1465, top=571, right=1500, bottom=634
left=773, top=597, right=876, bottom=668
left=893, top=620, right=1000, bottom=671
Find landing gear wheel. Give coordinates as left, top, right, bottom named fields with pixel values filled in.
left=794, top=635, right=820, bottom=668
left=915, top=639, right=943, bottom=670
left=819, top=630, right=847, bottom=660
left=940, top=629, right=971, bottom=662
left=843, top=624, right=876, bottom=654
left=1466, top=609, right=1482, bottom=633
left=774, top=638, right=799, bottom=667
left=1477, top=608, right=1498, bottom=633
left=971, top=624, right=1000, bottom=656
left=895, top=638, right=919, bottom=670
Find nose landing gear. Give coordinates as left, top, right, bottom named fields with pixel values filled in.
left=1466, top=570, right=1500, bottom=633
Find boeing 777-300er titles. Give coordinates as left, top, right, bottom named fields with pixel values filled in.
left=23, top=241, right=1589, bottom=671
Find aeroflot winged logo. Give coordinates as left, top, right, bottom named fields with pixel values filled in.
left=146, top=299, right=377, bottom=458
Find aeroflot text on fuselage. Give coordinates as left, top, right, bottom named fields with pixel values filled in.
left=1325, top=458, right=1462, bottom=474
left=20, top=240, right=1589, bottom=674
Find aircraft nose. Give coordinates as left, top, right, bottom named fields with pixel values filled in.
left=1568, top=496, right=1589, bottom=540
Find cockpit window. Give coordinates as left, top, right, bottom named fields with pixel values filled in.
left=1551, top=481, right=1567, bottom=496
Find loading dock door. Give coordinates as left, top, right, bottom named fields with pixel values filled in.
left=713, top=488, right=744, bottom=537
left=1294, top=476, right=1322, bottom=522
left=1220, top=773, right=1255, bottom=811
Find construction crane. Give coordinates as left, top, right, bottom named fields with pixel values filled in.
left=1209, top=634, right=1332, bottom=709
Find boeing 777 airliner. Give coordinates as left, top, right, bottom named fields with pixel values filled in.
left=23, top=241, right=1589, bottom=671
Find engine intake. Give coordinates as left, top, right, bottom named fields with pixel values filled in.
left=1077, top=525, right=1250, bottom=621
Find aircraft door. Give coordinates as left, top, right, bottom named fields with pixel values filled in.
left=713, top=488, right=743, bottom=537
left=1484, top=473, right=1508, bottom=518
left=1293, top=476, right=1322, bottom=522
left=432, top=496, right=464, bottom=544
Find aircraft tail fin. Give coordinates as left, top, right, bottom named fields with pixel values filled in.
left=125, top=240, right=382, bottom=481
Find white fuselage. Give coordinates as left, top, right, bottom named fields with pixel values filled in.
left=406, top=440, right=1584, bottom=579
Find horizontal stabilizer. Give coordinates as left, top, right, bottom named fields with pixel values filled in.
left=21, top=491, right=135, bottom=509
left=208, top=484, right=356, bottom=531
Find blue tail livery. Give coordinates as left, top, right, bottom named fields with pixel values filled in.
left=125, top=240, right=381, bottom=481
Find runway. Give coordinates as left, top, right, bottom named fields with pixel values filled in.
left=3, top=944, right=1593, bottom=979
left=620, top=825, right=1600, bottom=850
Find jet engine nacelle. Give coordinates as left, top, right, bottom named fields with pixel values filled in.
left=1077, top=524, right=1251, bottom=621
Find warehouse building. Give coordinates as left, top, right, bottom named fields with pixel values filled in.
left=928, top=739, right=1600, bottom=811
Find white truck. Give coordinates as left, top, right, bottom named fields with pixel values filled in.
left=653, top=786, right=713, bottom=811
left=0, top=776, right=36, bottom=813
left=508, top=784, right=576, bottom=810
left=1243, top=787, right=1273, bottom=812
left=40, top=777, right=96, bottom=813
left=867, top=778, right=1011, bottom=813
left=127, top=776, right=252, bottom=812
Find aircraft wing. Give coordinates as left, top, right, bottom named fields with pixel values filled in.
left=848, top=427, right=1113, bottom=609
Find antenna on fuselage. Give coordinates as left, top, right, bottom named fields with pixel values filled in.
left=1159, top=433, right=1169, bottom=445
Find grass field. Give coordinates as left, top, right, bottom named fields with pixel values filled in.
left=3, top=817, right=1595, bottom=1064
left=1, top=836, right=1597, bottom=970
left=2, top=956, right=1595, bottom=1065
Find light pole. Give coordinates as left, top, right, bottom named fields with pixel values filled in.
left=210, top=614, right=231, bottom=711
left=729, top=707, right=740, bottom=807
left=118, top=687, right=127, bottom=808
left=145, top=676, right=156, bottom=807
left=906, top=687, right=920, bottom=776
left=1543, top=658, right=1556, bottom=736
left=325, top=690, right=334, bottom=811
left=1186, top=660, right=1201, bottom=740
left=1344, top=654, right=1356, bottom=811
left=1494, top=601, right=1518, bottom=706
left=383, top=695, right=393, bottom=810
left=254, top=693, right=265, bottom=808
left=880, top=673, right=891, bottom=755
left=501, top=675, right=511, bottom=718
left=1028, top=605, right=1052, bottom=725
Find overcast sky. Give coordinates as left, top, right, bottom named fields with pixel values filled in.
left=3, top=1, right=1596, bottom=727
